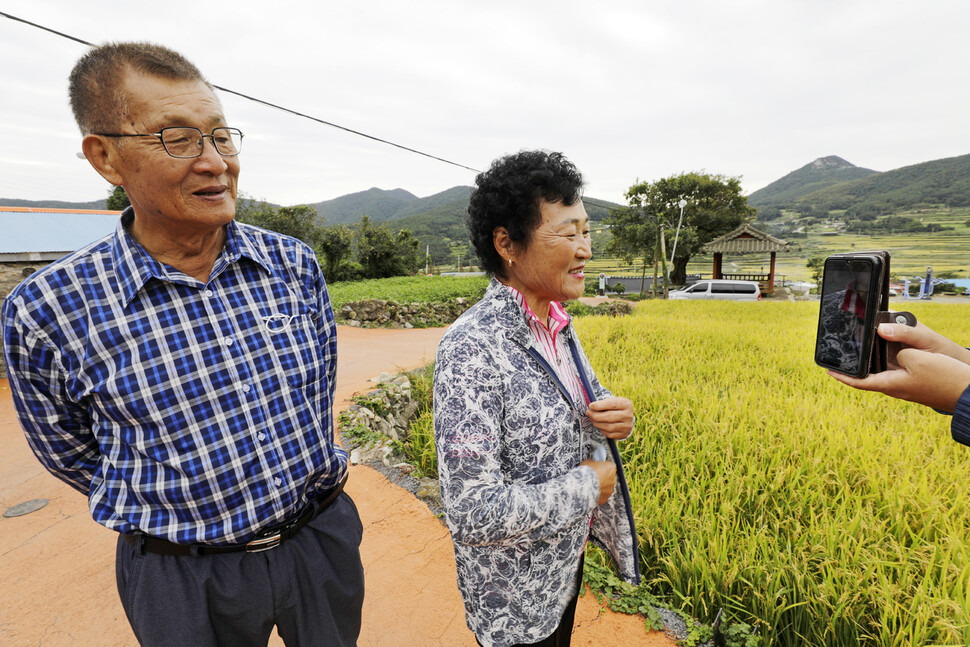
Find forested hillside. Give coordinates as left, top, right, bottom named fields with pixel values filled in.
left=749, top=153, right=970, bottom=219
left=310, top=187, right=418, bottom=224
left=748, top=156, right=877, bottom=207
left=800, top=153, right=970, bottom=214
left=0, top=198, right=109, bottom=210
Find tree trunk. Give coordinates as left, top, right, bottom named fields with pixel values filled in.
left=670, top=257, right=690, bottom=286
left=640, top=256, right=648, bottom=295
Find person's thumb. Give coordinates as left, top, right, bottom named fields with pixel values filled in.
left=893, top=346, right=922, bottom=370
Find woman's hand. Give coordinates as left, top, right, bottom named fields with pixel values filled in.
left=580, top=459, right=616, bottom=505
left=586, top=397, right=634, bottom=440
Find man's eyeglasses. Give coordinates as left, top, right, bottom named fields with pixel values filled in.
left=93, top=127, right=244, bottom=159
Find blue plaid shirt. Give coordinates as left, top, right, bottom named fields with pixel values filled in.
left=1, top=210, right=345, bottom=545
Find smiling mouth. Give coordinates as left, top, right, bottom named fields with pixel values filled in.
left=194, top=186, right=226, bottom=197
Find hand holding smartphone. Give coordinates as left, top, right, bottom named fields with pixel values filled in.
left=814, top=251, right=916, bottom=378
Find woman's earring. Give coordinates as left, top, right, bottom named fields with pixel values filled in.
left=508, top=257, right=514, bottom=266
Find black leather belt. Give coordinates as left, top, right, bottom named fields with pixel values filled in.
left=123, top=474, right=348, bottom=556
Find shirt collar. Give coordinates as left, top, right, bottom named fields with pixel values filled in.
left=500, top=282, right=572, bottom=336
left=110, top=210, right=272, bottom=307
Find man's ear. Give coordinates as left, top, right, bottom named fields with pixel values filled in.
left=493, top=226, right=515, bottom=264
left=81, top=134, right=125, bottom=187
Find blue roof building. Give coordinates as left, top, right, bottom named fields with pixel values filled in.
left=0, top=207, right=120, bottom=262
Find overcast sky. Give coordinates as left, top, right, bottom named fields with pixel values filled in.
left=1, top=0, right=968, bottom=208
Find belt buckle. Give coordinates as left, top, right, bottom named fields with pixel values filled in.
left=245, top=510, right=303, bottom=553
left=245, top=531, right=283, bottom=553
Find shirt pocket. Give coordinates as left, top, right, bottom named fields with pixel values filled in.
left=257, top=306, right=321, bottom=390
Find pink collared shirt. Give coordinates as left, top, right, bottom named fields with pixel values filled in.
left=501, top=284, right=588, bottom=407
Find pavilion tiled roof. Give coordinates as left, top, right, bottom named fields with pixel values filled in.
left=701, top=223, right=790, bottom=254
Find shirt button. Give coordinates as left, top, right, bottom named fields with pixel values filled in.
left=242, top=384, right=251, bottom=393
left=274, top=477, right=283, bottom=487
left=257, top=432, right=266, bottom=441
left=204, top=289, right=213, bottom=297
left=224, top=337, right=234, bottom=347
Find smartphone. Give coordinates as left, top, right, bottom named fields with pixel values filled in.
left=814, top=253, right=886, bottom=378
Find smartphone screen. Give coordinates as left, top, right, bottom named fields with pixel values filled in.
left=814, top=255, right=882, bottom=377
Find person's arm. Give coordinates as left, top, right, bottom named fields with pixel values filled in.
left=433, top=333, right=600, bottom=547
left=2, top=297, right=97, bottom=495
left=828, top=322, right=970, bottom=413
left=313, top=259, right=338, bottom=421
left=950, top=387, right=970, bottom=446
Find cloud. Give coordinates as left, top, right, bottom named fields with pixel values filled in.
left=1, top=0, right=968, bottom=206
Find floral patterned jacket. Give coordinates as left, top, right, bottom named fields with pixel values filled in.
left=434, top=278, right=640, bottom=647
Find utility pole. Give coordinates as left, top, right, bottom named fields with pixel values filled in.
left=668, top=198, right=688, bottom=283
left=659, top=227, right=669, bottom=299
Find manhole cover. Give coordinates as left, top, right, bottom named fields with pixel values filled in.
left=3, top=499, right=49, bottom=518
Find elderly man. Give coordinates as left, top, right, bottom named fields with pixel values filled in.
left=1, top=42, right=363, bottom=646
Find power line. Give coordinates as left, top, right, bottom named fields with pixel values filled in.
left=211, top=86, right=481, bottom=173
left=1, top=11, right=633, bottom=204
left=0, top=10, right=92, bottom=46
left=0, top=10, right=483, bottom=174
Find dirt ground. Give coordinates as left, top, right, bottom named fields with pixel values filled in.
left=0, top=325, right=674, bottom=647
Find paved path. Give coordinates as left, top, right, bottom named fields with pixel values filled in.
left=0, top=326, right=672, bottom=646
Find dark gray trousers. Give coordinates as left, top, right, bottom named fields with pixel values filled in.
left=115, top=492, right=365, bottom=647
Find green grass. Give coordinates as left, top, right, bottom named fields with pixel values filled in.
left=402, top=365, right=438, bottom=478
left=574, top=300, right=970, bottom=645
left=327, top=275, right=489, bottom=309
left=406, top=298, right=970, bottom=645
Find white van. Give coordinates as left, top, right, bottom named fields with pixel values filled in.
left=669, top=279, right=761, bottom=301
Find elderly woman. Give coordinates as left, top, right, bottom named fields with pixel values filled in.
left=434, top=150, right=640, bottom=647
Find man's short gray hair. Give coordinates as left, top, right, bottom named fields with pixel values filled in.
left=69, top=42, right=211, bottom=135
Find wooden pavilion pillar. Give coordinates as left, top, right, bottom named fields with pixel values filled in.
left=712, top=253, right=723, bottom=279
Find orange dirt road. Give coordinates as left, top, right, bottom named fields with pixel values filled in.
left=0, top=325, right=674, bottom=647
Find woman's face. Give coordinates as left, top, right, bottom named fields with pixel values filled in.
left=507, top=199, right=592, bottom=305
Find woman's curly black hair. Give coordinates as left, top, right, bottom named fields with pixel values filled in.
left=467, top=150, right=584, bottom=277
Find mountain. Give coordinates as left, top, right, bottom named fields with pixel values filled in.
left=386, top=189, right=621, bottom=265
left=387, top=185, right=471, bottom=220
left=0, top=197, right=109, bottom=210
left=387, top=192, right=473, bottom=264
left=310, top=187, right=418, bottom=225
left=799, top=153, right=970, bottom=211
left=748, top=156, right=879, bottom=207
left=0, top=184, right=620, bottom=265
left=314, top=186, right=474, bottom=264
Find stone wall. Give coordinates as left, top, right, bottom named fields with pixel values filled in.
left=338, top=371, right=442, bottom=512
left=337, top=298, right=474, bottom=329
left=1, top=262, right=44, bottom=300
left=0, top=262, right=46, bottom=379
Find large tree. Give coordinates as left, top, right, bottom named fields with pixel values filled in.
left=608, top=172, right=755, bottom=286
left=107, top=185, right=130, bottom=211
left=318, top=224, right=354, bottom=282
left=354, top=215, right=421, bottom=279
left=235, top=201, right=324, bottom=249
left=604, top=205, right=662, bottom=294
